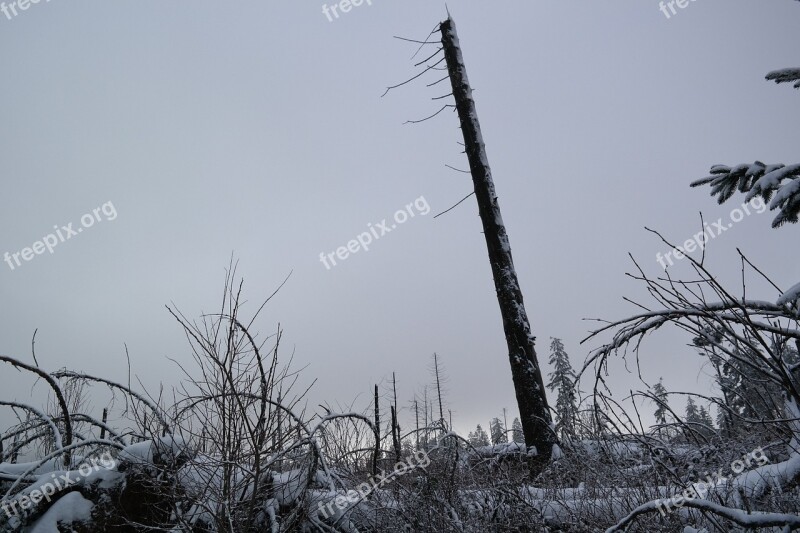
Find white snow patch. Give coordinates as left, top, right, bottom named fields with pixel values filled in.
left=28, top=492, right=93, bottom=532
left=777, top=281, right=800, bottom=308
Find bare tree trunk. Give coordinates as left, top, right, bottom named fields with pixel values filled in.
left=391, top=373, right=401, bottom=460
left=433, top=352, right=445, bottom=424
left=414, top=399, right=420, bottom=451
left=373, top=385, right=380, bottom=476
left=423, top=388, right=429, bottom=450
left=440, top=17, right=555, bottom=466
left=391, top=406, right=401, bottom=462
left=100, top=408, right=108, bottom=440
left=11, top=433, right=18, bottom=463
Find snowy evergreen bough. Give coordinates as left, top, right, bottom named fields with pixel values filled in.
left=691, top=37, right=800, bottom=230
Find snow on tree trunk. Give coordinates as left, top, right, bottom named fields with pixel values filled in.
left=440, top=17, right=555, bottom=464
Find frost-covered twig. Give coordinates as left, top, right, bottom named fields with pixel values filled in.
left=52, top=370, right=171, bottom=436
left=1, top=438, right=124, bottom=502
left=607, top=497, right=800, bottom=532
left=0, top=401, right=62, bottom=456
left=0, top=356, right=72, bottom=466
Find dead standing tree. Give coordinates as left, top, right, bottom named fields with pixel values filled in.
left=382, top=15, right=556, bottom=471
left=438, top=18, right=555, bottom=465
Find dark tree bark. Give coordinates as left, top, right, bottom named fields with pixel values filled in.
left=391, top=372, right=401, bottom=461
left=440, top=17, right=556, bottom=467
left=433, top=352, right=445, bottom=424
left=373, top=384, right=380, bottom=476
left=391, top=405, right=401, bottom=462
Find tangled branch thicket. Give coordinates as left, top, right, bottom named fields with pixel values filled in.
left=574, top=235, right=800, bottom=531
left=0, top=271, right=555, bottom=533
left=2, top=253, right=799, bottom=532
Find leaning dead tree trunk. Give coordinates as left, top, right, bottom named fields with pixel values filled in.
left=440, top=17, right=555, bottom=464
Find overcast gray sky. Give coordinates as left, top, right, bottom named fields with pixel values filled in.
left=1, top=1, right=798, bottom=437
